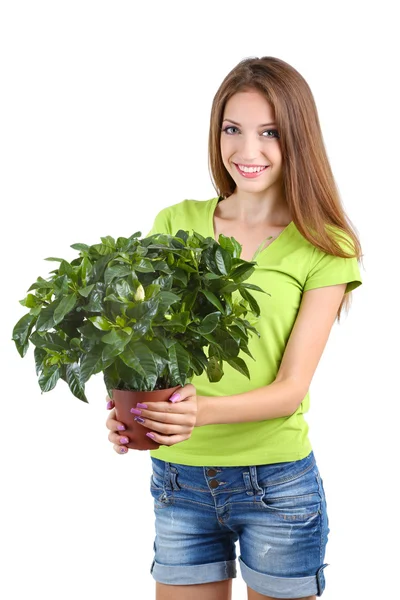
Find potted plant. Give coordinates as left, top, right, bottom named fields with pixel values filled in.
left=12, top=229, right=265, bottom=449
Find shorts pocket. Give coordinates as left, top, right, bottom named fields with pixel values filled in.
left=260, top=466, right=322, bottom=520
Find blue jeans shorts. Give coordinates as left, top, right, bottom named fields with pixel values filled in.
left=150, top=451, right=329, bottom=598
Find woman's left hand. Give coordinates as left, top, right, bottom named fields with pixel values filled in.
left=130, top=383, right=198, bottom=446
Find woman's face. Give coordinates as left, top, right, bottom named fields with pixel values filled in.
left=220, top=90, right=283, bottom=196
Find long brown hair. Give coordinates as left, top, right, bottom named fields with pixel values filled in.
left=208, top=56, right=362, bottom=317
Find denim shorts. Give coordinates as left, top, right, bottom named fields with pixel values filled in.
left=149, top=451, right=329, bottom=598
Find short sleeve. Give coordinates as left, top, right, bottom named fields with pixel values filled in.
left=145, top=206, right=173, bottom=237
left=304, top=248, right=362, bottom=294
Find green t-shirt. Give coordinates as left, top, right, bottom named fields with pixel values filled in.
left=147, top=197, right=362, bottom=466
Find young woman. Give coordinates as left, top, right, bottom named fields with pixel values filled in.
left=105, top=56, right=362, bottom=600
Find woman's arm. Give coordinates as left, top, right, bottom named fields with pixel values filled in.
left=120, top=282, right=347, bottom=446
left=197, top=282, right=347, bottom=426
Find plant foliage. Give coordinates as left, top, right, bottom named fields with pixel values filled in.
left=12, top=230, right=267, bottom=401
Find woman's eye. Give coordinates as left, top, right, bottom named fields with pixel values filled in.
left=222, top=126, right=239, bottom=135
left=262, top=129, right=280, bottom=139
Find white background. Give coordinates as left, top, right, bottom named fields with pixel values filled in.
left=1, top=1, right=398, bottom=598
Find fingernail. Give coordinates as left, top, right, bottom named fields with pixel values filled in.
left=120, top=447, right=127, bottom=453
left=120, top=437, right=129, bottom=444
left=134, top=417, right=145, bottom=424
left=136, top=403, right=148, bottom=409
left=130, top=408, right=142, bottom=415
left=169, top=393, right=180, bottom=403
left=106, top=400, right=113, bottom=409
left=146, top=432, right=155, bottom=439
left=117, top=425, right=126, bottom=431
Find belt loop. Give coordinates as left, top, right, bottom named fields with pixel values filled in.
left=249, top=466, right=263, bottom=495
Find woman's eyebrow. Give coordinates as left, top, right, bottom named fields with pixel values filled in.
left=222, top=118, right=277, bottom=127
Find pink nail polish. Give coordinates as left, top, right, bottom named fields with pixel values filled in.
left=169, top=393, right=180, bottom=403
left=130, top=408, right=142, bottom=416
left=146, top=432, right=155, bottom=439
left=136, top=403, right=148, bottom=409
left=106, top=400, right=113, bottom=409
left=117, top=425, right=126, bottom=431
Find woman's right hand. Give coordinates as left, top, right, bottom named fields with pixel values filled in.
left=106, top=397, right=130, bottom=454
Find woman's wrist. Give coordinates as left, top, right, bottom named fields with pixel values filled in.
left=195, top=395, right=211, bottom=427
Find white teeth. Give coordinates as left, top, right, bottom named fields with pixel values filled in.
left=238, top=165, right=267, bottom=173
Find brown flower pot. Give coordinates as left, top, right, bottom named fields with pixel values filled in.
left=112, top=386, right=181, bottom=450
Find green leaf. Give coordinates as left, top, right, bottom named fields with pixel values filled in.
left=134, top=258, right=155, bottom=273
left=54, top=294, right=77, bottom=324
left=12, top=313, right=36, bottom=357
left=206, top=356, right=224, bottom=382
left=85, top=283, right=105, bottom=312
left=30, top=331, right=70, bottom=351
left=91, top=243, right=115, bottom=256
left=80, top=256, right=92, bottom=284
left=19, top=293, right=40, bottom=308
left=218, top=283, right=239, bottom=294
left=128, top=297, right=160, bottom=322
left=168, top=342, right=190, bottom=386
left=78, top=284, right=95, bottom=298
left=36, top=299, right=62, bottom=332
left=103, top=363, right=121, bottom=395
left=143, top=338, right=169, bottom=360
left=44, top=257, right=64, bottom=262
left=230, top=262, right=255, bottom=283
left=71, top=243, right=90, bottom=252
left=34, top=347, right=46, bottom=374
left=227, top=356, right=250, bottom=379
left=144, top=283, right=161, bottom=300
left=158, top=291, right=181, bottom=311
left=80, top=346, right=104, bottom=382
left=104, top=264, right=132, bottom=286
left=215, top=247, right=232, bottom=275
left=220, top=338, right=240, bottom=359
left=101, top=329, right=131, bottom=349
left=89, top=316, right=112, bottom=331
left=28, top=277, right=54, bottom=292
left=158, top=312, right=190, bottom=333
left=101, top=235, right=116, bottom=248
left=66, top=363, right=87, bottom=402
left=239, top=288, right=261, bottom=317
left=199, top=289, right=224, bottom=313
left=120, top=341, right=157, bottom=383
left=38, top=365, right=61, bottom=392
left=198, top=312, right=220, bottom=335
left=59, top=260, right=75, bottom=278
left=240, top=282, right=267, bottom=294
left=77, top=321, right=105, bottom=340
left=87, top=255, right=114, bottom=284
left=114, top=280, right=133, bottom=300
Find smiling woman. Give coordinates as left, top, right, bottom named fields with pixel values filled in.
left=105, top=56, right=363, bottom=600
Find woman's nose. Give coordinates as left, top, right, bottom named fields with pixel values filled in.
left=238, top=135, right=262, bottom=162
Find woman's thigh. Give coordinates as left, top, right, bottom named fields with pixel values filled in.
left=156, top=580, right=232, bottom=600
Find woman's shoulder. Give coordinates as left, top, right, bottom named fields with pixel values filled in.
left=166, top=197, right=218, bottom=215
left=148, top=198, right=218, bottom=236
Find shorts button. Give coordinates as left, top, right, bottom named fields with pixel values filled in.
left=209, top=479, right=220, bottom=489
left=207, top=468, right=218, bottom=477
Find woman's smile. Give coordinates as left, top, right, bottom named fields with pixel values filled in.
left=234, top=163, right=270, bottom=178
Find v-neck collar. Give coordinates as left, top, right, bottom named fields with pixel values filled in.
left=207, top=196, right=294, bottom=262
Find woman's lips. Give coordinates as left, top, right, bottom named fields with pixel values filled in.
left=234, top=164, right=270, bottom=179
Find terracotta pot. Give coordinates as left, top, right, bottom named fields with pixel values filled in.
left=112, top=386, right=181, bottom=450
